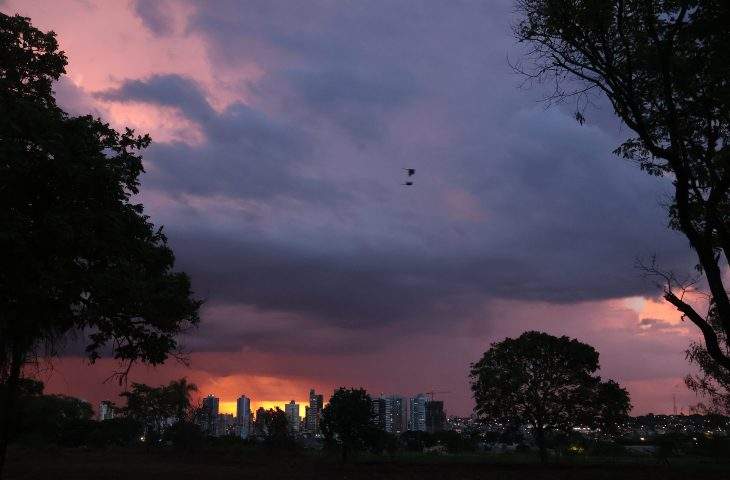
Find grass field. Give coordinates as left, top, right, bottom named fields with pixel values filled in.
left=4, top=448, right=730, bottom=480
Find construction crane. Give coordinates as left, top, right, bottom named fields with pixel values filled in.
left=425, top=390, right=451, bottom=401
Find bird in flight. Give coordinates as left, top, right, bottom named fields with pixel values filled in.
left=402, top=168, right=415, bottom=186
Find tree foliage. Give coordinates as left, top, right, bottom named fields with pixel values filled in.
left=686, top=337, right=730, bottom=414
left=6, top=379, right=113, bottom=447
left=321, top=387, right=378, bottom=460
left=0, top=12, right=201, bottom=475
left=470, top=331, right=631, bottom=461
left=0, top=10, right=201, bottom=381
left=591, top=379, right=632, bottom=437
left=120, top=378, right=198, bottom=441
left=513, top=0, right=730, bottom=391
left=18, top=394, right=94, bottom=447
left=88, top=417, right=144, bottom=448
left=3, top=378, right=141, bottom=448
left=253, top=407, right=291, bottom=448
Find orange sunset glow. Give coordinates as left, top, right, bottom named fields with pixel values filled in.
left=219, top=400, right=309, bottom=416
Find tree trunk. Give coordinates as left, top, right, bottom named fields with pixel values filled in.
left=535, top=426, right=547, bottom=464
left=0, top=347, right=24, bottom=480
left=341, top=444, right=349, bottom=462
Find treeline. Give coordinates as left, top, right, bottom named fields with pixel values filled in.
left=5, top=377, right=300, bottom=451
left=6, top=377, right=730, bottom=464
left=1, top=379, right=482, bottom=455
left=5, top=378, right=202, bottom=449
left=6, top=379, right=133, bottom=448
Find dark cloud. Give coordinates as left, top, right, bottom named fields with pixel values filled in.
left=276, top=67, right=418, bottom=142
left=131, top=0, right=174, bottom=36
left=97, top=75, right=214, bottom=122
left=100, top=1, right=694, bottom=360
left=97, top=74, right=344, bottom=203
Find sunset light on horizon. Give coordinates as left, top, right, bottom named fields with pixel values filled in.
left=218, top=400, right=309, bottom=416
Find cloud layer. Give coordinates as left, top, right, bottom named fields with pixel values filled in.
left=6, top=0, right=702, bottom=414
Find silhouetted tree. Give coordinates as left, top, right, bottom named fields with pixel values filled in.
left=431, top=430, right=477, bottom=453
left=164, top=378, right=198, bottom=422
left=120, top=383, right=168, bottom=443
left=8, top=380, right=95, bottom=447
left=265, top=408, right=291, bottom=448
left=321, top=387, right=377, bottom=461
left=20, top=395, right=94, bottom=447
left=119, top=378, right=198, bottom=443
left=513, top=0, right=730, bottom=394
left=686, top=340, right=730, bottom=415
left=470, top=331, right=630, bottom=462
left=0, top=13, right=201, bottom=475
left=497, top=422, right=525, bottom=446
left=368, top=429, right=399, bottom=456
left=3, top=379, right=45, bottom=445
left=88, top=417, right=143, bottom=448
left=163, top=418, right=204, bottom=452
left=591, top=379, right=632, bottom=437
left=253, top=407, right=268, bottom=437
left=401, top=430, right=429, bottom=452
left=4, top=379, right=141, bottom=448
left=12, top=379, right=44, bottom=398
left=253, top=407, right=291, bottom=448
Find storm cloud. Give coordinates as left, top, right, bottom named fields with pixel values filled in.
left=5, top=0, right=702, bottom=414
left=85, top=0, right=695, bottom=353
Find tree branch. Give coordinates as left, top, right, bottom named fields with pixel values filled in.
left=664, top=290, right=730, bottom=371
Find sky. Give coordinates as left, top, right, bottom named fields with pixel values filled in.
left=4, top=0, right=711, bottom=416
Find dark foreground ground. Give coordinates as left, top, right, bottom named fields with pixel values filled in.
left=4, top=448, right=730, bottom=480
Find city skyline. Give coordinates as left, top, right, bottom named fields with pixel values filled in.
left=136, top=387, right=450, bottom=438
left=200, top=389, right=452, bottom=419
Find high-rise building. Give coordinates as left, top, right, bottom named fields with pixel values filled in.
left=285, top=400, right=300, bottom=432
left=409, top=394, right=427, bottom=432
left=218, top=413, right=236, bottom=436
left=384, top=395, right=408, bottom=434
left=425, top=400, right=446, bottom=433
left=305, top=389, right=323, bottom=434
left=99, top=400, right=115, bottom=421
left=202, top=394, right=220, bottom=435
left=236, top=395, right=252, bottom=438
left=203, top=394, right=220, bottom=416
left=372, top=397, right=387, bottom=430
